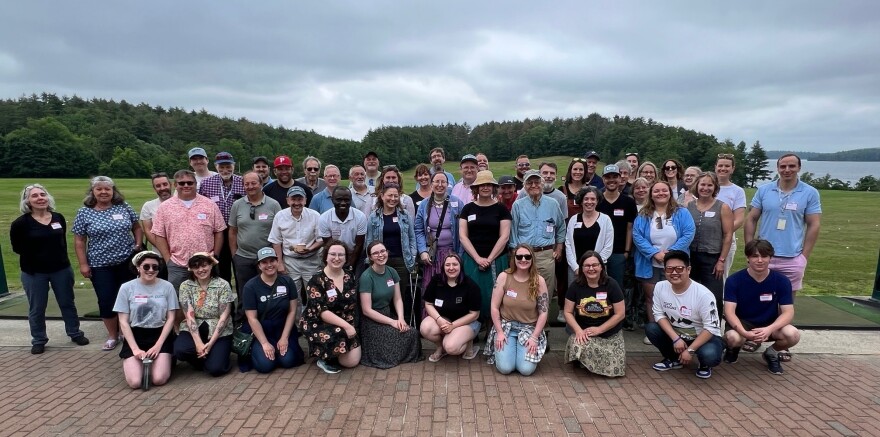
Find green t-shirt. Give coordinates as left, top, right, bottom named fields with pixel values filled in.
left=358, top=266, right=400, bottom=310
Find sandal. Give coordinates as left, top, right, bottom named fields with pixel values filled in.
left=102, top=339, right=118, bottom=351
left=742, top=341, right=761, bottom=353
left=778, top=350, right=792, bottom=362
left=428, top=349, right=447, bottom=363
left=463, top=345, right=481, bottom=360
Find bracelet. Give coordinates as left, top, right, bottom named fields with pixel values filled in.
left=672, top=336, right=681, bottom=344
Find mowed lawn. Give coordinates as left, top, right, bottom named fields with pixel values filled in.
left=1, top=156, right=878, bottom=296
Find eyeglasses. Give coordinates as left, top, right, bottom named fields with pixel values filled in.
left=717, top=153, right=734, bottom=159
left=664, top=265, right=687, bottom=274
left=306, top=167, right=319, bottom=172
left=515, top=254, right=533, bottom=261
left=327, top=252, right=346, bottom=258
left=249, top=205, right=256, bottom=220
left=583, top=263, right=601, bottom=270
left=141, top=264, right=160, bottom=272
left=370, top=249, right=387, bottom=257
left=176, top=180, right=195, bottom=186
left=664, top=166, right=678, bottom=171
left=655, top=216, right=663, bottom=229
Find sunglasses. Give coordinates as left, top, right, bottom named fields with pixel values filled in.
left=141, top=264, right=160, bottom=272
left=249, top=205, right=256, bottom=220
left=717, top=153, right=735, bottom=159
left=571, top=158, right=587, bottom=163
left=515, top=254, right=533, bottom=261
left=655, top=216, right=664, bottom=229
left=516, top=163, right=531, bottom=168
left=664, top=166, right=678, bottom=171
left=176, top=180, right=195, bottom=186
left=664, top=265, right=687, bottom=274
left=306, top=167, right=319, bottom=172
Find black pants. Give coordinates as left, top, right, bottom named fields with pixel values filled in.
left=690, top=251, right=724, bottom=317
left=217, top=227, right=234, bottom=283
left=172, top=323, right=233, bottom=377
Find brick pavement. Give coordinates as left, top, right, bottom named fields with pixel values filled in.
left=2, top=346, right=879, bottom=436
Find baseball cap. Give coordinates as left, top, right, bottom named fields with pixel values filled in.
left=460, top=154, right=478, bottom=165
left=286, top=186, right=307, bottom=198
left=256, top=247, right=277, bottom=262
left=498, top=175, right=516, bottom=186
left=214, top=152, right=235, bottom=164
left=252, top=156, right=270, bottom=166
left=274, top=155, right=292, bottom=167
left=602, top=164, right=620, bottom=175
left=364, top=151, right=379, bottom=160
left=523, top=169, right=542, bottom=181
left=585, top=151, right=600, bottom=160
left=188, top=147, right=207, bottom=159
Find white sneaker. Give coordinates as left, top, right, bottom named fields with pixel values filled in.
left=643, top=336, right=652, bottom=345
left=556, top=313, right=565, bottom=323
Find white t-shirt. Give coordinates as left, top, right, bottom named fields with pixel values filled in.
left=113, top=279, right=180, bottom=329
left=268, top=207, right=321, bottom=258
left=717, top=184, right=746, bottom=211
left=649, top=212, right=678, bottom=267
left=652, top=280, right=721, bottom=339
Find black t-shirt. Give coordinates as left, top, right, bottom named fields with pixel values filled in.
left=423, top=275, right=482, bottom=322
left=382, top=212, right=403, bottom=258
left=263, top=180, right=313, bottom=209
left=565, top=278, right=624, bottom=337
left=460, top=202, right=512, bottom=257
left=243, top=274, right=295, bottom=322
left=410, top=190, right=426, bottom=206
left=596, top=193, right=637, bottom=253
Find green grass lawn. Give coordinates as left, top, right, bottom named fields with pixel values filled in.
left=1, top=155, right=878, bottom=297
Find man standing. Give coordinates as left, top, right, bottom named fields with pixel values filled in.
left=263, top=155, right=313, bottom=207
left=625, top=152, right=640, bottom=185
left=317, top=187, right=367, bottom=269
left=744, top=153, right=821, bottom=293
left=140, top=172, right=173, bottom=250
left=475, top=152, right=490, bottom=171
left=583, top=151, right=605, bottom=189
left=429, top=147, right=456, bottom=185
left=229, top=171, right=282, bottom=318
left=296, top=155, right=327, bottom=195
left=451, top=154, right=479, bottom=204
left=498, top=176, right=518, bottom=211
left=349, top=165, right=373, bottom=218
left=645, top=250, right=723, bottom=379
left=308, top=165, right=342, bottom=214
left=252, top=156, right=273, bottom=186
left=198, top=151, right=245, bottom=283
left=151, top=170, right=226, bottom=290
left=596, top=165, right=637, bottom=287
left=269, top=186, right=323, bottom=301
left=188, top=147, right=217, bottom=189
left=723, top=239, right=799, bottom=374
left=510, top=170, right=565, bottom=316
left=513, top=155, right=530, bottom=190
left=363, top=151, right=381, bottom=193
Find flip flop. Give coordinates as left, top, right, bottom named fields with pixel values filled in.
left=742, top=341, right=761, bottom=353
left=428, top=350, right=447, bottom=363
left=463, top=345, right=481, bottom=360
left=778, top=350, right=792, bottom=362
left=102, top=339, right=118, bottom=351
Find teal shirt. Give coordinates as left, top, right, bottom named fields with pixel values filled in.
left=359, top=266, right=400, bottom=310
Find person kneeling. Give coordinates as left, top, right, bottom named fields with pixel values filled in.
left=173, top=253, right=235, bottom=377
left=563, top=251, right=626, bottom=377
left=645, top=250, right=723, bottom=379
left=421, top=253, right=482, bottom=362
left=723, top=239, right=800, bottom=375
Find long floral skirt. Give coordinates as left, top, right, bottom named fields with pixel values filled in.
left=563, top=330, right=626, bottom=377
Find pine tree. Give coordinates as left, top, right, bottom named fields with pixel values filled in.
left=744, top=141, right=771, bottom=187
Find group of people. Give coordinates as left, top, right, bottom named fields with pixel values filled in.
left=10, top=145, right=820, bottom=387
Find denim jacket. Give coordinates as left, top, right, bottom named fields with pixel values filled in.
left=414, top=195, right=463, bottom=256
left=632, top=206, right=695, bottom=279
left=366, top=208, right=418, bottom=271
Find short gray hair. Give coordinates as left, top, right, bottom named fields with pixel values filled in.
left=20, top=183, right=56, bottom=214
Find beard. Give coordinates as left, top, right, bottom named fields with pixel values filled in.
left=542, top=182, right=555, bottom=192
left=220, top=173, right=233, bottom=181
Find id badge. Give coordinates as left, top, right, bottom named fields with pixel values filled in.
left=776, top=218, right=786, bottom=230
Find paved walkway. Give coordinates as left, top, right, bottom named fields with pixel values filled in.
left=2, top=320, right=879, bottom=436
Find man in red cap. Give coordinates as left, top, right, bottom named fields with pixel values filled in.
left=262, top=155, right=313, bottom=207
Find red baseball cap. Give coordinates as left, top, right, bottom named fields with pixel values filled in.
left=274, top=155, right=292, bottom=167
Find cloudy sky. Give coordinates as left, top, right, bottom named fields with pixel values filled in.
left=2, top=1, right=877, bottom=152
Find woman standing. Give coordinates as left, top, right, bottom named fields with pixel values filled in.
left=660, top=159, right=686, bottom=198
left=421, top=253, right=481, bottom=362
left=686, top=172, right=733, bottom=315
left=73, top=176, right=143, bottom=351
left=631, top=177, right=651, bottom=211
left=10, top=184, right=88, bottom=354
left=365, top=183, right=418, bottom=326
left=302, top=240, right=361, bottom=374
left=637, top=162, right=658, bottom=185
left=680, top=166, right=702, bottom=205
left=714, top=153, right=747, bottom=278
left=560, top=158, right=587, bottom=217
left=409, top=164, right=433, bottom=207
left=458, top=170, right=511, bottom=324
left=563, top=251, right=626, bottom=377
left=564, top=186, right=614, bottom=280
left=359, top=241, right=423, bottom=368
left=415, top=172, right=463, bottom=293
left=115, top=251, right=178, bottom=389
left=173, top=253, right=235, bottom=376
left=373, top=166, right=416, bottom=218
left=241, top=247, right=304, bottom=373
left=633, top=181, right=695, bottom=343
left=483, top=244, right=549, bottom=376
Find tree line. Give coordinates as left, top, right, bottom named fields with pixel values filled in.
left=0, top=92, right=852, bottom=190
left=768, top=148, right=880, bottom=162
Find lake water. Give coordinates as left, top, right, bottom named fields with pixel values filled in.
left=761, top=160, right=879, bottom=185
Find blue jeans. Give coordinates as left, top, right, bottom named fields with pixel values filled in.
left=494, top=327, right=538, bottom=376
left=90, top=262, right=133, bottom=318
left=21, top=268, right=84, bottom=345
left=250, top=323, right=305, bottom=374
left=645, top=322, right=723, bottom=368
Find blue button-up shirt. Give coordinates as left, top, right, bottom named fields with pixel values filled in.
left=509, top=194, right=565, bottom=248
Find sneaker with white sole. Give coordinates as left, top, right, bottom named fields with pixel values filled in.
left=643, top=336, right=652, bottom=345
left=317, top=359, right=341, bottom=374
left=764, top=350, right=784, bottom=375
left=556, top=313, right=565, bottom=323
left=652, top=358, right=683, bottom=371
left=696, top=366, right=712, bottom=379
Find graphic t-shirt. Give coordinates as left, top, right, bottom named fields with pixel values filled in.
left=652, top=280, right=721, bottom=340
left=565, top=278, right=624, bottom=338
left=114, top=279, right=180, bottom=328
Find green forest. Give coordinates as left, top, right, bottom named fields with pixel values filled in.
left=767, top=148, right=880, bottom=162
left=0, top=92, right=837, bottom=189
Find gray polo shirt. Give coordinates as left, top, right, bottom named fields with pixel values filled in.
left=229, top=195, right=282, bottom=258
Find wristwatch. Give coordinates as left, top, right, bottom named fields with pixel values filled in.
left=686, top=348, right=696, bottom=354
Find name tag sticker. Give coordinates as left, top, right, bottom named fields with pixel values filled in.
left=760, top=293, right=773, bottom=302
left=327, top=288, right=337, bottom=298
left=784, top=202, right=798, bottom=211
left=613, top=209, right=624, bottom=216
left=450, top=202, right=458, bottom=207
left=680, top=307, right=692, bottom=317
left=211, top=196, right=220, bottom=202
left=704, top=211, right=716, bottom=218
left=392, top=216, right=399, bottom=223
left=134, top=295, right=148, bottom=304
left=575, top=222, right=583, bottom=229
left=506, top=290, right=518, bottom=298
left=467, top=214, right=476, bottom=222
left=776, top=218, right=786, bottom=230
left=435, top=299, right=444, bottom=307
left=258, top=213, right=269, bottom=221
left=386, top=279, right=395, bottom=287
left=112, top=214, right=124, bottom=220
left=596, top=292, right=607, bottom=300
left=197, top=213, right=207, bottom=220
left=276, top=286, right=287, bottom=296
left=546, top=225, right=554, bottom=233
left=50, top=222, right=62, bottom=230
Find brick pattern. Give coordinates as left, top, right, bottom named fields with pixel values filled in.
left=2, top=349, right=879, bottom=436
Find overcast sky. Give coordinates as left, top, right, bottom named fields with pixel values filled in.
left=2, top=1, right=877, bottom=152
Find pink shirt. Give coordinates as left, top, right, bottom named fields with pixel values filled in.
left=151, top=194, right=226, bottom=266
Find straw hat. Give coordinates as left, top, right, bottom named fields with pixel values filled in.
left=472, top=170, right=498, bottom=186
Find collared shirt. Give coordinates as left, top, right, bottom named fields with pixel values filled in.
left=295, top=176, right=327, bottom=195
left=309, top=188, right=336, bottom=214
left=750, top=180, right=822, bottom=257
left=586, top=173, right=605, bottom=190
left=151, top=194, right=227, bottom=266
left=350, top=187, right=374, bottom=218
left=429, top=168, right=456, bottom=186
left=451, top=181, right=474, bottom=204
left=317, top=208, right=368, bottom=252
left=509, top=194, right=566, bottom=248
left=178, top=277, right=236, bottom=337
left=229, top=195, right=282, bottom=258
left=198, top=174, right=245, bottom=224
left=269, top=207, right=322, bottom=258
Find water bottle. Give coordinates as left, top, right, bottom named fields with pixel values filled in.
left=141, top=357, right=153, bottom=391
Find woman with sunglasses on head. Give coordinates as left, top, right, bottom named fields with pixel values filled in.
left=173, top=253, right=235, bottom=376
left=11, top=184, right=88, bottom=354
left=560, top=158, right=587, bottom=217
left=415, top=171, right=464, bottom=296
left=714, top=153, right=747, bottom=279
left=73, top=176, right=143, bottom=352
left=563, top=251, right=626, bottom=377
left=563, top=186, right=614, bottom=321
left=359, top=241, right=423, bottom=368
left=660, top=159, right=686, bottom=199
left=483, top=244, right=549, bottom=376
left=302, top=240, right=361, bottom=374
left=115, top=251, right=178, bottom=389
left=686, top=172, right=732, bottom=317
left=633, top=181, right=695, bottom=344
left=637, top=162, right=658, bottom=185
left=410, top=163, right=433, bottom=207
left=421, top=253, right=482, bottom=362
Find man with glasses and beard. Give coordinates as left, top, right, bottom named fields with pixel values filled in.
left=198, top=152, right=245, bottom=283
left=263, top=155, right=313, bottom=207
left=429, top=147, right=456, bottom=185
left=296, top=156, right=327, bottom=196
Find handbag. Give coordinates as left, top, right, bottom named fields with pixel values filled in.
left=231, top=309, right=266, bottom=357
left=425, top=197, right=449, bottom=260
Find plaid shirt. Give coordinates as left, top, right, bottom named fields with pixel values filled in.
left=483, top=319, right=547, bottom=364
left=198, top=174, right=245, bottom=224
